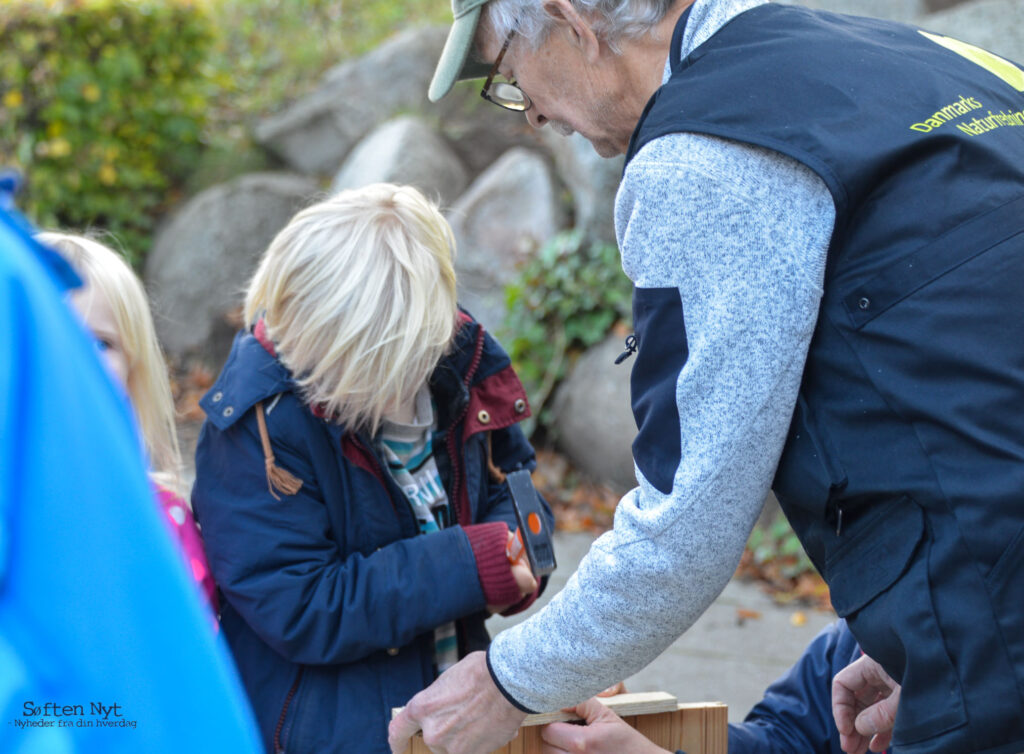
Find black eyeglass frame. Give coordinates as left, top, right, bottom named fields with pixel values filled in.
left=480, top=30, right=533, bottom=112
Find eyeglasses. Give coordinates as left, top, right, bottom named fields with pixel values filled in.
left=481, top=29, right=533, bottom=112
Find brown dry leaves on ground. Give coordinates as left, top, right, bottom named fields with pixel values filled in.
left=532, top=449, right=621, bottom=535
left=734, top=552, right=833, bottom=612
left=169, top=307, right=243, bottom=423
left=171, top=362, right=215, bottom=423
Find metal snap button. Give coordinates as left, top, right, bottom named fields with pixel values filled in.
left=211, top=391, right=223, bottom=403
left=477, top=410, right=491, bottom=424
left=222, top=406, right=234, bottom=418
left=513, top=399, right=526, bottom=414
left=858, top=297, right=870, bottom=310
left=387, top=647, right=399, bottom=656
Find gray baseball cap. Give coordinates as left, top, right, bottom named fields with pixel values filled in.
left=429, top=0, right=495, bottom=102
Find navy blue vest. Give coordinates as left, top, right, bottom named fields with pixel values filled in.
left=625, top=6, right=1024, bottom=748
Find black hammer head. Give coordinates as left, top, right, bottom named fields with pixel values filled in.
left=505, top=469, right=556, bottom=577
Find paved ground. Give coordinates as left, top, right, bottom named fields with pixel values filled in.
left=486, top=531, right=837, bottom=723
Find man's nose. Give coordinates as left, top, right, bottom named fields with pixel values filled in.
left=525, top=108, right=547, bottom=129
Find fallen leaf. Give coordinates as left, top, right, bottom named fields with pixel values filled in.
left=187, top=363, right=215, bottom=390
left=736, top=608, right=763, bottom=625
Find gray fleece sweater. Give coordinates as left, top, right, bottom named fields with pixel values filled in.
left=487, top=0, right=836, bottom=713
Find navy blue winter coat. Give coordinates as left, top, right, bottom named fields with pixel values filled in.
left=727, top=620, right=888, bottom=754
left=192, top=313, right=550, bottom=754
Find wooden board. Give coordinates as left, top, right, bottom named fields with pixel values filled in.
left=518, top=691, right=679, bottom=726
left=394, top=693, right=727, bottom=754
left=675, top=702, right=728, bottom=754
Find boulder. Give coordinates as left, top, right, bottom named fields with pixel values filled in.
left=447, top=147, right=566, bottom=333
left=145, top=172, right=318, bottom=367
left=541, top=130, right=623, bottom=246
left=433, top=81, right=549, bottom=180
left=330, top=116, right=469, bottom=207
left=550, top=334, right=638, bottom=491
left=254, top=27, right=447, bottom=176
left=921, top=0, right=1024, bottom=62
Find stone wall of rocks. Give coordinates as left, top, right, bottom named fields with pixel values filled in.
left=145, top=0, right=1021, bottom=490
left=146, top=25, right=604, bottom=370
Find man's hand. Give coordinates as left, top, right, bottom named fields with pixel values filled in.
left=388, top=651, right=527, bottom=754
left=832, top=654, right=901, bottom=754
left=541, top=697, right=670, bottom=754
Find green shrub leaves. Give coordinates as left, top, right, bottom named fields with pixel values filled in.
left=502, top=229, right=632, bottom=434
left=1, top=0, right=216, bottom=262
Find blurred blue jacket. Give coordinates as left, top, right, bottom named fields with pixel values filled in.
left=0, top=190, right=261, bottom=754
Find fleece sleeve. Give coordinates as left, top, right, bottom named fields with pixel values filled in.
left=486, top=131, right=835, bottom=712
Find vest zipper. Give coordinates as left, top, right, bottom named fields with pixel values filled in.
left=614, top=334, right=637, bottom=364
left=273, top=666, right=304, bottom=754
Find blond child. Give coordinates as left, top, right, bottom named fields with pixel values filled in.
left=191, top=184, right=549, bottom=754
left=38, top=232, right=217, bottom=612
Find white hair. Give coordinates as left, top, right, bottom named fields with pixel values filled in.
left=38, top=231, right=185, bottom=495
left=483, top=0, right=676, bottom=53
left=244, top=184, right=459, bottom=435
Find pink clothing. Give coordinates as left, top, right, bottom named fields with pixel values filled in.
left=155, top=485, right=218, bottom=617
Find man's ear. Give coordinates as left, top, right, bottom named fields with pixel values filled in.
left=542, top=0, right=602, bottom=62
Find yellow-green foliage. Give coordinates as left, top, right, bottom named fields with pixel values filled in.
left=0, top=0, right=216, bottom=263
left=204, top=0, right=450, bottom=123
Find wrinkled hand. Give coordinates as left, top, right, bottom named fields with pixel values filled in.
left=541, top=697, right=670, bottom=754
left=389, top=651, right=526, bottom=754
left=832, top=654, right=901, bottom=754
left=487, top=531, right=539, bottom=614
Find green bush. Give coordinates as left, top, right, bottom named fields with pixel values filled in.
left=502, top=229, right=633, bottom=434
left=0, top=0, right=217, bottom=263
left=747, top=514, right=816, bottom=580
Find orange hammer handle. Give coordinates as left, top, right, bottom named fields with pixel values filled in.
left=505, top=528, right=526, bottom=565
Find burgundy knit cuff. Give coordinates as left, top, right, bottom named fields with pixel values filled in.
left=500, top=586, right=540, bottom=617
left=464, top=522, right=521, bottom=607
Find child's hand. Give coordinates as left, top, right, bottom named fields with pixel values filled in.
left=596, top=681, right=628, bottom=697
left=488, top=530, right=539, bottom=613
left=510, top=557, right=538, bottom=598
left=541, top=697, right=671, bottom=754
left=506, top=528, right=538, bottom=597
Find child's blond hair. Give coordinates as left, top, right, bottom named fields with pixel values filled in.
left=244, top=183, right=459, bottom=434
left=37, top=231, right=184, bottom=495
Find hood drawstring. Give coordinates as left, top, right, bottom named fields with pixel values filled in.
left=255, top=401, right=303, bottom=500
left=486, top=432, right=507, bottom=484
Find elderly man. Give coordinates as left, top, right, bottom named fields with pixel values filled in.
left=389, top=1, right=1024, bottom=753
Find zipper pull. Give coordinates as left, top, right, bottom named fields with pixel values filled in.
left=614, top=334, right=637, bottom=365
left=835, top=506, right=844, bottom=537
